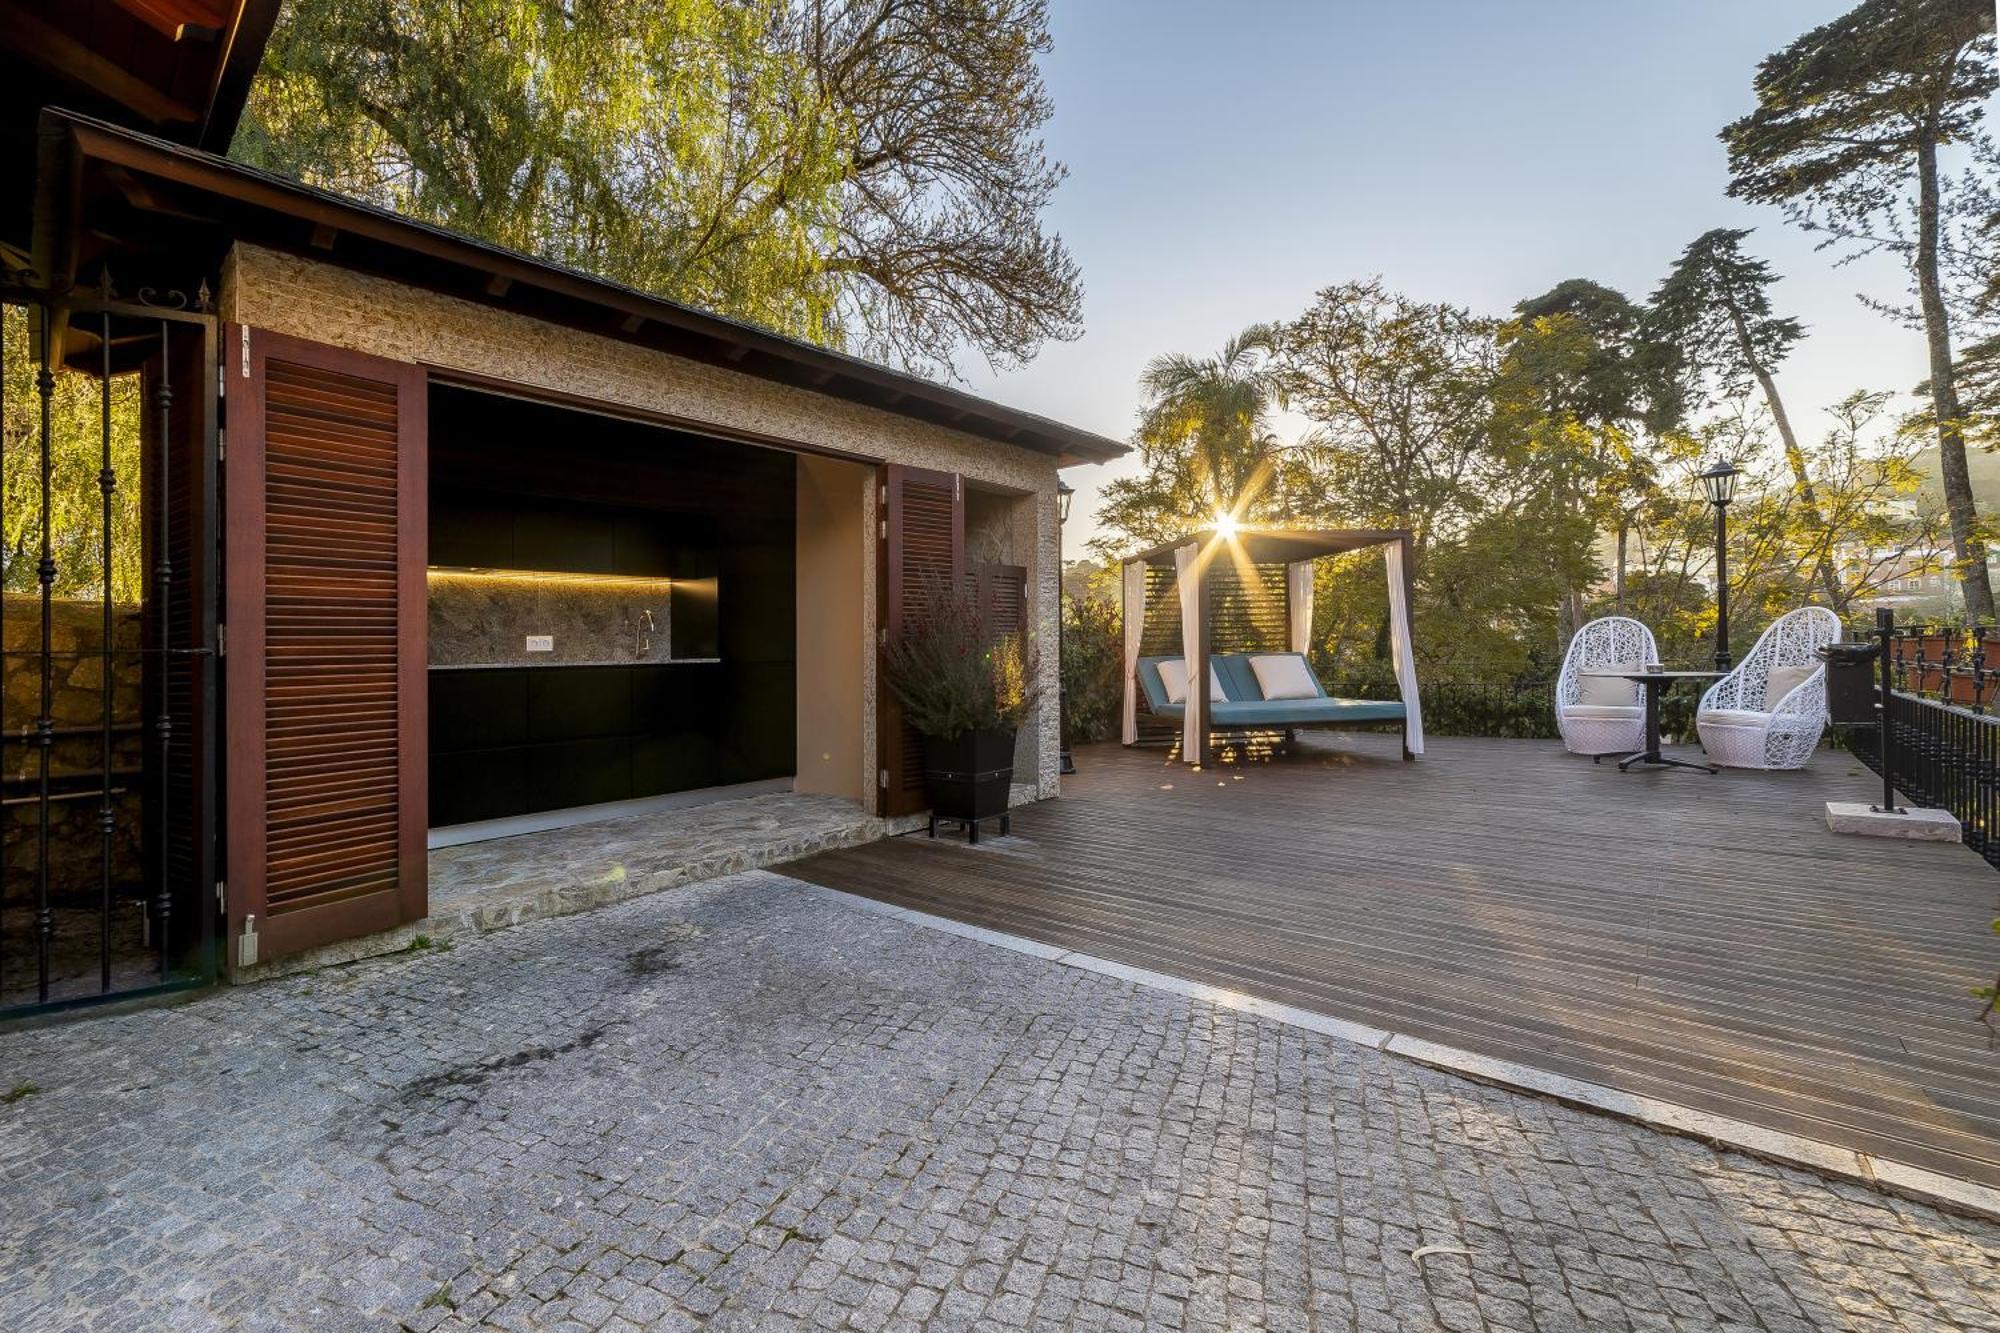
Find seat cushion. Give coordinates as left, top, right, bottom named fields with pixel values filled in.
left=1248, top=654, right=1321, bottom=700
left=1156, top=657, right=1225, bottom=705
left=1698, top=708, right=1770, bottom=728
left=1575, top=669, right=1641, bottom=707
left=1210, top=654, right=1266, bottom=703
left=1766, top=664, right=1815, bottom=705
left=1563, top=703, right=1644, bottom=721
left=1211, top=697, right=1406, bottom=726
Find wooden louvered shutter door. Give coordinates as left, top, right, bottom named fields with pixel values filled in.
left=972, top=563, right=1028, bottom=641
left=225, top=327, right=427, bottom=963
left=879, top=465, right=963, bottom=816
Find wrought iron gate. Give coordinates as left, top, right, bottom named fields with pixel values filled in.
left=0, top=280, right=219, bottom=1018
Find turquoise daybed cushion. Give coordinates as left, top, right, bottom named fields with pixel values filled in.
left=1135, top=653, right=1406, bottom=725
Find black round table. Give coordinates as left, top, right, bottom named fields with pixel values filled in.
left=1581, top=669, right=1724, bottom=772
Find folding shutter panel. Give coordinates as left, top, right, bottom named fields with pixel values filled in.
left=971, top=562, right=1028, bottom=640
left=879, top=464, right=963, bottom=816
left=225, top=327, right=427, bottom=962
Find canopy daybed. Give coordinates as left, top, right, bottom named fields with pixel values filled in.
left=1120, top=527, right=1424, bottom=766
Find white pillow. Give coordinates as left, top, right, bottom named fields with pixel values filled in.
left=1249, top=654, right=1319, bottom=701
left=1766, top=664, right=1815, bottom=706
left=1155, top=658, right=1225, bottom=705
left=1575, top=667, right=1641, bottom=708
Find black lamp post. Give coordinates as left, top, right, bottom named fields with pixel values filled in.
left=1056, top=479, right=1076, bottom=776
left=1048, top=478, right=1080, bottom=772
left=1699, top=458, right=1741, bottom=671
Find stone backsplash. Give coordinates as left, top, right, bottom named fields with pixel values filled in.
left=429, top=568, right=684, bottom=667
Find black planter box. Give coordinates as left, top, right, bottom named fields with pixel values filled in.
left=922, top=727, right=1016, bottom=843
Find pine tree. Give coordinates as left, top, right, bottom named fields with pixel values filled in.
left=1723, top=0, right=1998, bottom=619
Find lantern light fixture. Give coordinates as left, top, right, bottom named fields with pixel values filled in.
left=1698, top=458, right=1740, bottom=508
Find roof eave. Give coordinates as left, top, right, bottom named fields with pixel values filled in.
left=48, top=110, right=1127, bottom=467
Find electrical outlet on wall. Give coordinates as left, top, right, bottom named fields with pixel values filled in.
left=525, top=635, right=554, bottom=653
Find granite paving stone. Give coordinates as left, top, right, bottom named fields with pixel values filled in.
left=1, top=868, right=1997, bottom=1331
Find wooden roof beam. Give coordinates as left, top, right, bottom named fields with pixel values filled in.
left=5, top=6, right=200, bottom=126
left=114, top=0, right=230, bottom=41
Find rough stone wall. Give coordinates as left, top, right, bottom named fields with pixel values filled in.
left=219, top=244, right=1063, bottom=798
left=0, top=596, right=145, bottom=907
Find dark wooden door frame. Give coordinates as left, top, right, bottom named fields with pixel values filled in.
left=878, top=463, right=965, bottom=817
left=223, top=325, right=427, bottom=963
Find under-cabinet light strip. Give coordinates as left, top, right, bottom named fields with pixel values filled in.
left=426, top=566, right=674, bottom=588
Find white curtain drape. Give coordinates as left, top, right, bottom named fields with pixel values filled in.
left=1384, top=541, right=1425, bottom=755
left=1121, top=559, right=1146, bottom=745
left=1174, top=542, right=1202, bottom=760
left=1287, top=560, right=1314, bottom=655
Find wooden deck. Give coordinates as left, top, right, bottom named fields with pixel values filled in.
left=789, top=735, right=2000, bottom=1189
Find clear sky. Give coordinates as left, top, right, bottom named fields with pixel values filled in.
left=958, top=0, right=1942, bottom=553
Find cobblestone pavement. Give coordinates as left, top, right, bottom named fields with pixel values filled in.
left=3, top=870, right=1998, bottom=1333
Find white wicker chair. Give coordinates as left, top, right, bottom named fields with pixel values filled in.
left=1556, top=617, right=1659, bottom=757
left=1696, top=607, right=1841, bottom=770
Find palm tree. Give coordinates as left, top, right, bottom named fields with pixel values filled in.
left=1135, top=324, right=1285, bottom=525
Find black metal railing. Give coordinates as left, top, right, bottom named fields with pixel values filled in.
left=1850, top=678, right=2000, bottom=871
left=1881, top=620, right=2000, bottom=712
left=1841, top=615, right=2000, bottom=872
left=0, top=276, right=219, bottom=1018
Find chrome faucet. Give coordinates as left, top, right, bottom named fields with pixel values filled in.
left=636, top=608, right=656, bottom=654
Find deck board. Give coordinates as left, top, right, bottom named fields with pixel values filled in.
left=788, top=735, right=2000, bottom=1188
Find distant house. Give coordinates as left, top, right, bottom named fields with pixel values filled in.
left=0, top=2, right=1122, bottom=1013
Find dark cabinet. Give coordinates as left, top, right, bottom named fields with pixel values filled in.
left=614, top=516, right=677, bottom=578
left=432, top=495, right=710, bottom=578
left=430, top=667, right=528, bottom=752
left=514, top=510, right=617, bottom=574
left=430, top=662, right=766, bottom=828
left=527, top=667, right=631, bottom=741
left=430, top=500, right=516, bottom=568
left=527, top=737, right=633, bottom=811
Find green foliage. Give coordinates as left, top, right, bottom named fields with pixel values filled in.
left=1723, top=0, right=1999, bottom=618
left=1278, top=279, right=1497, bottom=539
left=1647, top=229, right=1805, bottom=409
left=1512, top=279, right=1683, bottom=435
left=1323, top=664, right=1559, bottom=741
left=1722, top=0, right=1994, bottom=216
left=239, top=0, right=843, bottom=341
left=236, top=0, right=1081, bottom=376
left=1059, top=592, right=1123, bottom=745
left=884, top=574, right=1042, bottom=740
left=1, top=1082, right=37, bottom=1104
left=1092, top=326, right=1289, bottom=555
left=1974, top=918, right=2000, bottom=1019
left=0, top=307, right=145, bottom=601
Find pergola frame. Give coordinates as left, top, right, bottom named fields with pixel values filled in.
left=1121, top=527, right=1419, bottom=767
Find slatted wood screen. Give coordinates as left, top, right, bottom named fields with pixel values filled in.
left=879, top=464, right=963, bottom=816
left=1135, top=557, right=1288, bottom=746
left=971, top=562, right=1028, bottom=638
left=226, top=327, right=426, bottom=962
left=1138, top=558, right=1286, bottom=655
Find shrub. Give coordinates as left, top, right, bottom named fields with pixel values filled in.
left=1060, top=595, right=1124, bottom=744
left=884, top=573, right=1043, bottom=740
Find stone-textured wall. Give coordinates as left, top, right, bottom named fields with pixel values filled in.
left=0, top=596, right=144, bottom=907
left=220, top=244, right=1063, bottom=799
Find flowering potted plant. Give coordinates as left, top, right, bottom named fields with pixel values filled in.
left=884, top=574, right=1042, bottom=842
